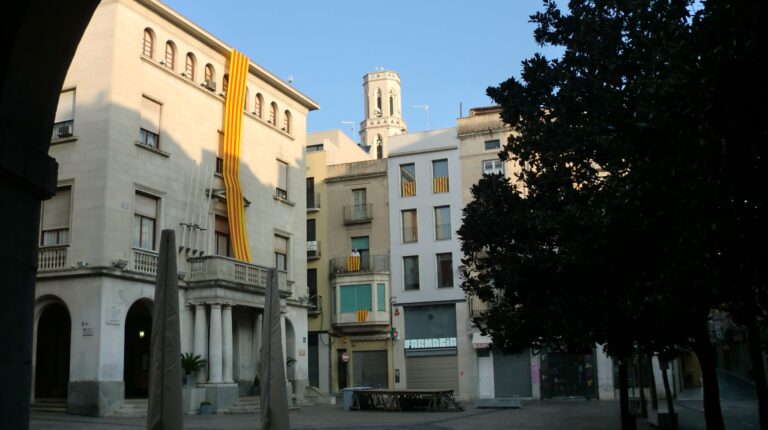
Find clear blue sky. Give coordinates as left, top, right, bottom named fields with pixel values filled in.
left=163, top=0, right=561, bottom=139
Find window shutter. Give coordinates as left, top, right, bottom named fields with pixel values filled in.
left=215, top=215, right=230, bottom=234
left=42, top=187, right=72, bottom=230
left=277, top=161, right=288, bottom=190
left=351, top=236, right=369, bottom=251
left=135, top=192, right=157, bottom=218
left=55, top=90, right=75, bottom=123
left=274, top=235, right=288, bottom=254
left=140, top=96, right=161, bottom=134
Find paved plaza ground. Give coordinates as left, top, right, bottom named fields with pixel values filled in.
left=31, top=372, right=758, bottom=430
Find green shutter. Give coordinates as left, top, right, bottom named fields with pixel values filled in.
left=351, top=236, right=369, bottom=251
left=358, top=284, right=372, bottom=311
left=377, top=284, right=386, bottom=311
left=340, top=286, right=357, bottom=313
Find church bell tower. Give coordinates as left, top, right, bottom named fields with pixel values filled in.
left=359, top=69, right=407, bottom=159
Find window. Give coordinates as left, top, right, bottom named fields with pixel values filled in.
left=484, top=139, right=501, bottom=150
left=376, top=89, right=382, bottom=115
left=340, top=284, right=372, bottom=313
left=216, top=134, right=224, bottom=174
left=53, top=89, right=75, bottom=139
left=269, top=102, right=277, bottom=125
left=254, top=93, right=263, bottom=117
left=306, top=144, right=323, bottom=152
left=164, top=41, right=175, bottom=69
left=40, top=186, right=72, bottom=246
left=400, top=163, right=416, bottom=197
left=307, top=219, right=316, bottom=242
left=139, top=96, right=161, bottom=149
left=351, top=236, right=369, bottom=270
left=222, top=74, right=229, bottom=94
left=306, top=177, right=315, bottom=208
left=185, top=53, right=195, bottom=79
left=308, top=269, right=318, bottom=310
left=283, top=110, right=291, bottom=133
left=436, top=253, right=454, bottom=288
left=376, top=135, right=383, bottom=159
left=377, top=284, right=386, bottom=311
left=482, top=159, right=504, bottom=175
left=389, top=91, right=394, bottom=116
left=403, top=256, right=419, bottom=291
left=276, top=160, right=288, bottom=199
left=351, top=188, right=367, bottom=221
left=214, top=215, right=232, bottom=257
left=274, top=235, right=288, bottom=271
left=204, top=64, right=215, bottom=90
left=401, top=209, right=418, bottom=243
left=142, top=28, right=154, bottom=58
left=432, top=159, right=449, bottom=193
left=434, top=206, right=451, bottom=240
left=133, top=192, right=158, bottom=250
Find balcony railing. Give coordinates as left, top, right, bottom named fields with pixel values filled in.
left=133, top=248, right=159, bottom=275
left=307, top=192, right=321, bottom=211
left=344, top=203, right=373, bottom=224
left=469, top=294, right=492, bottom=318
left=186, top=255, right=290, bottom=294
left=309, top=295, right=321, bottom=314
left=330, top=254, right=389, bottom=276
left=51, top=120, right=74, bottom=141
left=38, top=245, right=68, bottom=270
left=307, top=240, right=321, bottom=259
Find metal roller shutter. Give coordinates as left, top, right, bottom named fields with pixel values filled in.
left=493, top=352, right=532, bottom=398
left=406, top=355, right=459, bottom=393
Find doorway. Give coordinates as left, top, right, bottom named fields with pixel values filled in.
left=337, top=349, right=348, bottom=390
left=35, top=302, right=71, bottom=399
left=124, top=300, right=152, bottom=398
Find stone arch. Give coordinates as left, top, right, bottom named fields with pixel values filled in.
left=33, top=296, right=72, bottom=399
left=123, top=298, right=153, bottom=398
left=284, top=317, right=297, bottom=381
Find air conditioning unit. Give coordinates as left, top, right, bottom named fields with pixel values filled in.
left=203, top=80, right=217, bottom=91
left=57, top=124, right=73, bottom=138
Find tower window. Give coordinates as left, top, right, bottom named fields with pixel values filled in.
left=185, top=53, right=196, bottom=79
left=142, top=28, right=155, bottom=58
left=164, top=41, right=175, bottom=69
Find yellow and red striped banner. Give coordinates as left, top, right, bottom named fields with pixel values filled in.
left=222, top=49, right=252, bottom=262
left=433, top=177, right=449, bottom=193
left=356, top=309, right=369, bottom=322
left=347, top=256, right=361, bottom=272
left=402, top=180, right=416, bottom=197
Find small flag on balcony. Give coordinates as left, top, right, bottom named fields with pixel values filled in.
left=433, top=177, right=449, bottom=193
left=347, top=256, right=360, bottom=272
left=402, top=180, right=416, bottom=197
left=356, top=309, right=369, bottom=322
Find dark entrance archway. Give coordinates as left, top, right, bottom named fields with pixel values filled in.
left=124, top=300, right=152, bottom=398
left=35, top=303, right=71, bottom=399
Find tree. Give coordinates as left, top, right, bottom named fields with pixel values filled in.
left=460, top=1, right=766, bottom=429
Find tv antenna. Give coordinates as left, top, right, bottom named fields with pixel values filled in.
left=413, top=104, right=430, bottom=130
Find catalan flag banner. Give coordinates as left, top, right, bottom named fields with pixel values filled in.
left=347, top=256, right=361, bottom=272
left=433, top=177, right=449, bottom=193
left=222, top=49, right=252, bottom=262
left=402, top=180, right=416, bottom=197
left=356, top=309, right=369, bottom=322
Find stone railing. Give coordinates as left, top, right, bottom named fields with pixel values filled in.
left=133, top=248, right=159, bottom=275
left=186, top=255, right=290, bottom=294
left=330, top=254, right=389, bottom=276
left=38, top=245, right=68, bottom=270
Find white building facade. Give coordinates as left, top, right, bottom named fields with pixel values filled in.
left=33, top=0, right=317, bottom=416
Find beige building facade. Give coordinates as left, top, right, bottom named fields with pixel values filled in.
left=34, top=0, right=317, bottom=416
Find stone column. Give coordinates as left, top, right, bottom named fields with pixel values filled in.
left=208, top=304, right=223, bottom=383
left=254, top=312, right=263, bottom=377
left=222, top=305, right=234, bottom=383
left=193, top=304, right=208, bottom=381
left=182, top=304, right=194, bottom=354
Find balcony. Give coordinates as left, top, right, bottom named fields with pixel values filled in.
left=308, top=295, right=321, bottom=315
left=38, top=245, right=68, bottom=271
left=133, top=248, right=158, bottom=275
left=332, top=307, right=390, bottom=334
left=469, top=294, right=492, bottom=318
left=343, top=203, right=372, bottom=224
left=186, top=255, right=291, bottom=295
left=330, top=254, right=389, bottom=277
left=307, top=240, right=321, bottom=260
left=307, top=192, right=321, bottom=212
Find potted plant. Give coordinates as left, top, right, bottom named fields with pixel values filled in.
left=180, top=352, right=207, bottom=386
left=199, top=401, right=213, bottom=415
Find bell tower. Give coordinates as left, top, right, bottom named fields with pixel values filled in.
left=359, top=69, right=407, bottom=159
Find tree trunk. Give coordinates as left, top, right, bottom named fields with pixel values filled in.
left=746, top=320, right=768, bottom=430
left=694, top=324, right=725, bottom=430
left=648, top=353, right=659, bottom=411
left=660, top=358, right=677, bottom=430
left=618, top=360, right=637, bottom=430
left=638, top=357, right=647, bottom=418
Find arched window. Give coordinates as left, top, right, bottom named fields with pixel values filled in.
left=283, top=110, right=292, bottom=133
left=204, top=64, right=215, bottom=83
left=142, top=28, right=155, bottom=58
left=389, top=90, right=394, bottom=116
left=222, top=74, right=229, bottom=94
left=269, top=102, right=277, bottom=125
left=376, top=135, right=383, bottom=159
left=254, top=93, right=263, bottom=118
left=164, top=41, right=176, bottom=69
left=184, top=53, right=196, bottom=79
left=376, top=89, right=382, bottom=115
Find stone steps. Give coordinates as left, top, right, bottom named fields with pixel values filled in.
left=224, top=396, right=260, bottom=414
left=113, top=398, right=148, bottom=417
left=31, top=398, right=67, bottom=414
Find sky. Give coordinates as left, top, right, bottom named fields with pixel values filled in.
left=163, top=0, right=562, bottom=140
